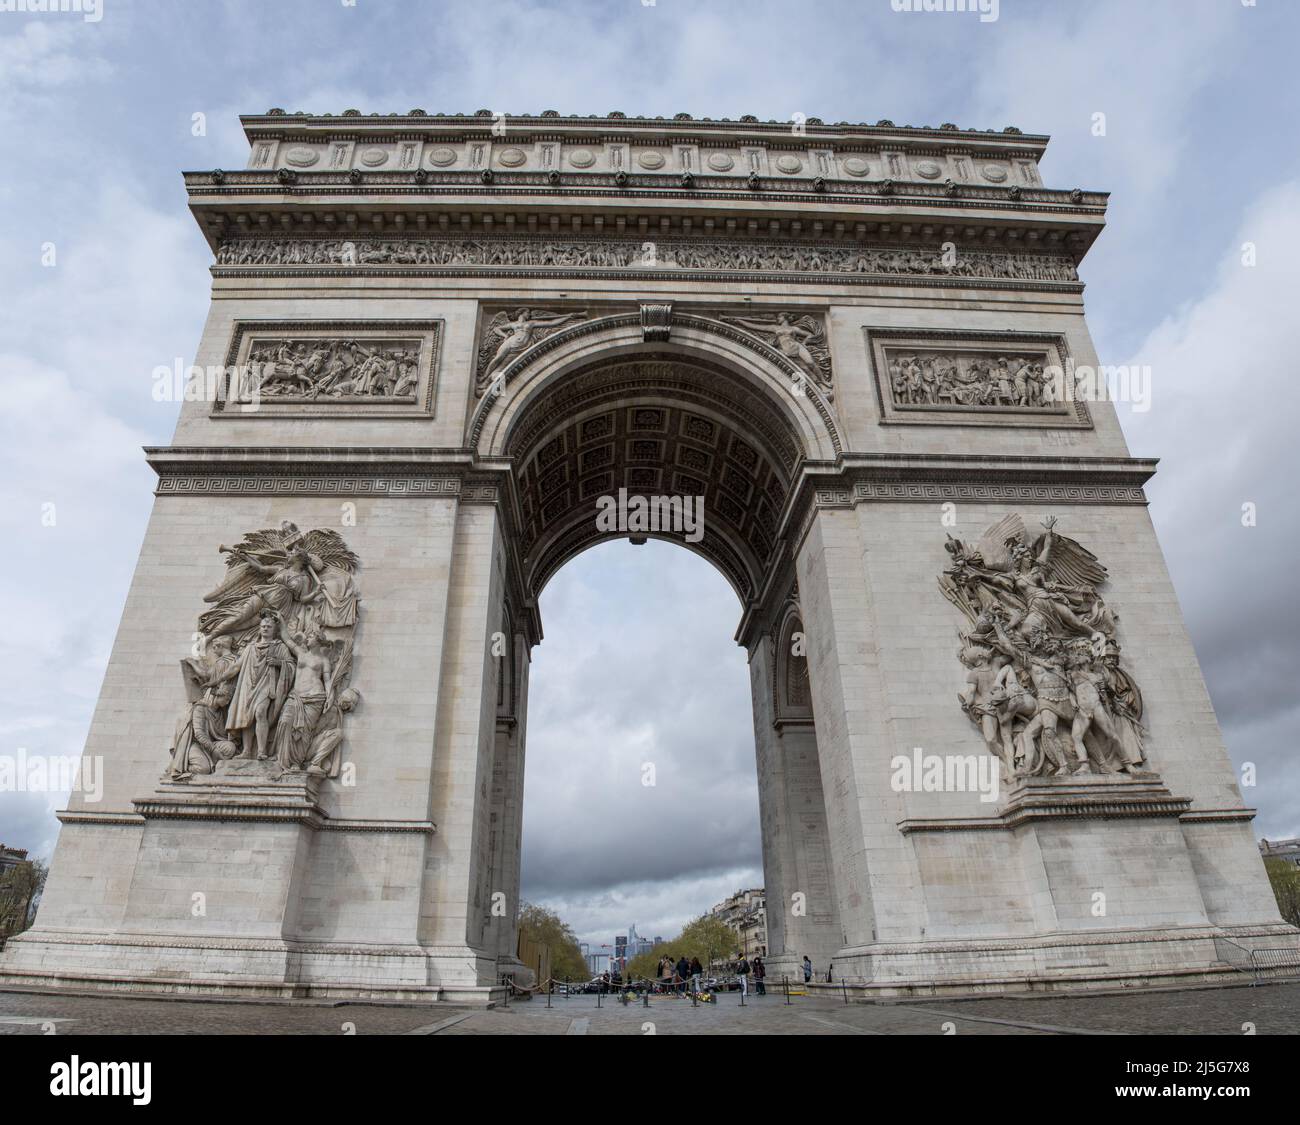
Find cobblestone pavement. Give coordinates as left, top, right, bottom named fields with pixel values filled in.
left=937, top=980, right=1300, bottom=1036
left=3, top=980, right=1297, bottom=1035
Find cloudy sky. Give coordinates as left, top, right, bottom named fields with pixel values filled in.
left=1, top=0, right=1297, bottom=951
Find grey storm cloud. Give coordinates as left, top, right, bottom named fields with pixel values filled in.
left=518, top=541, right=764, bottom=934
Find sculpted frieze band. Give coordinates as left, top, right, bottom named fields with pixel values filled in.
left=213, top=236, right=1080, bottom=285
left=940, top=514, right=1148, bottom=785
left=164, top=521, right=361, bottom=784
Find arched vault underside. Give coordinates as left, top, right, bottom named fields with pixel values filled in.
left=500, top=351, right=810, bottom=606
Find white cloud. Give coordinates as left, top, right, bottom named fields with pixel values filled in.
left=522, top=541, right=762, bottom=944
left=0, top=20, right=112, bottom=92
left=1118, top=179, right=1300, bottom=837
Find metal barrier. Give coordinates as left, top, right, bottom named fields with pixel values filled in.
left=1249, top=946, right=1300, bottom=984
left=492, top=970, right=861, bottom=1008
left=1213, top=935, right=1300, bottom=985
left=1214, top=936, right=1254, bottom=980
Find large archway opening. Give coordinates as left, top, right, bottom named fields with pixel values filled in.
left=479, top=344, right=845, bottom=985
left=519, top=537, right=762, bottom=970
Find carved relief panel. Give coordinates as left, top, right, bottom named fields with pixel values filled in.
left=940, top=514, right=1148, bottom=783
left=163, top=521, right=361, bottom=785
left=865, top=328, right=1092, bottom=428
left=213, top=319, right=441, bottom=418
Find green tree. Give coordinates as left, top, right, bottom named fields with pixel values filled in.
left=626, top=914, right=740, bottom=982
left=1264, top=858, right=1300, bottom=928
left=25, top=858, right=48, bottom=930
left=678, top=913, right=741, bottom=972
left=0, top=859, right=38, bottom=941
left=517, top=902, right=588, bottom=985
left=627, top=941, right=674, bottom=983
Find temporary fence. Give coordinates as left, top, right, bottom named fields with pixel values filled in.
left=497, top=972, right=859, bottom=1008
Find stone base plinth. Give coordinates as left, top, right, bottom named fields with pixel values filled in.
left=0, top=929, right=506, bottom=1006
left=818, top=922, right=1300, bottom=998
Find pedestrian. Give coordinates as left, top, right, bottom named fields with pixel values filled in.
left=690, top=955, right=703, bottom=993
left=660, top=955, right=674, bottom=993
left=676, top=954, right=691, bottom=995
left=827, top=963, right=834, bottom=984
left=753, top=955, right=766, bottom=996
left=736, top=954, right=750, bottom=997
left=802, top=955, right=813, bottom=984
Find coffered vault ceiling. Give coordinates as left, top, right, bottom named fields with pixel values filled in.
left=508, top=355, right=801, bottom=602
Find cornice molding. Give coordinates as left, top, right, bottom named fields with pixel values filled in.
left=897, top=776, right=1190, bottom=834
left=55, top=810, right=146, bottom=827
left=241, top=111, right=1050, bottom=150
left=190, top=168, right=1100, bottom=204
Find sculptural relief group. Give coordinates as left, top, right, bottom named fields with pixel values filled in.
left=164, top=522, right=361, bottom=784
left=214, top=236, right=1079, bottom=283
left=473, top=307, right=834, bottom=397
left=940, top=514, right=1147, bottom=783
left=236, top=338, right=420, bottom=401
left=888, top=350, right=1059, bottom=410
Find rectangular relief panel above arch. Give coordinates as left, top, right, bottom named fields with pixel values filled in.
left=865, top=327, right=1092, bottom=429
left=210, top=319, right=443, bottom=419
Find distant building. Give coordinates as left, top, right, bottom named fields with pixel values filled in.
left=711, top=888, right=767, bottom=958
left=1261, top=838, right=1300, bottom=869
left=623, top=923, right=655, bottom=963
left=585, top=952, right=611, bottom=975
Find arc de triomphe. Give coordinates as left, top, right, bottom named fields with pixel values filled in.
left=3, top=111, right=1294, bottom=1003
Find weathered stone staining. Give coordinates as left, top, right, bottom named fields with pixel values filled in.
left=2, top=109, right=1296, bottom=1006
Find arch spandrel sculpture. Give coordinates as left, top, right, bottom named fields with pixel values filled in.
left=3, top=111, right=1296, bottom=1003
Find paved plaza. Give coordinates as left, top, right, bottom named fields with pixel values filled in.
left=2, top=980, right=1297, bottom=1036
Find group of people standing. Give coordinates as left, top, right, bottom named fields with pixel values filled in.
left=647, top=953, right=771, bottom=996
left=655, top=954, right=705, bottom=994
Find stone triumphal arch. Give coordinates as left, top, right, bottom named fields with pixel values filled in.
left=3, top=110, right=1295, bottom=1002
